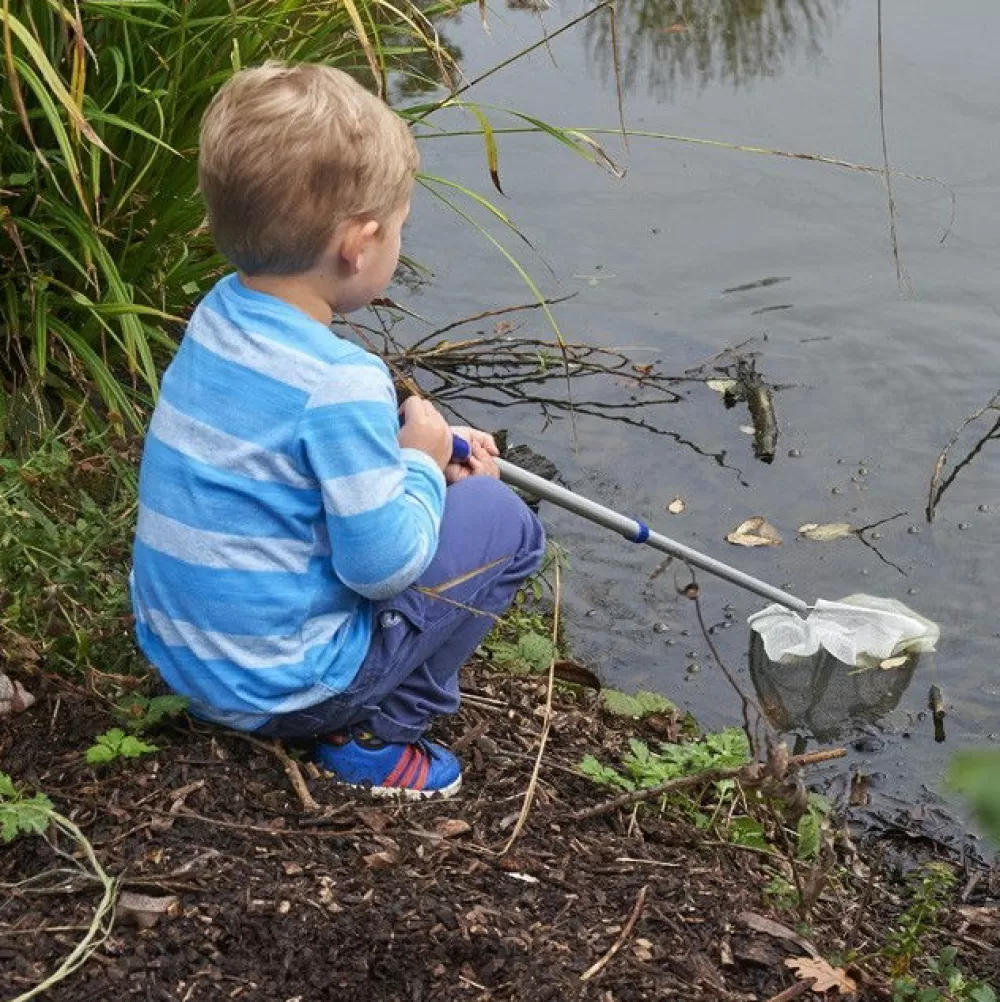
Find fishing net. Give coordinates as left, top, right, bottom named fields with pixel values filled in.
left=748, top=634, right=918, bottom=743
left=747, top=594, right=939, bottom=666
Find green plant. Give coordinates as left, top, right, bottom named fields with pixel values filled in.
left=949, top=750, right=1000, bottom=845
left=0, top=0, right=470, bottom=427
left=764, top=872, right=801, bottom=911
left=0, top=426, right=141, bottom=681
left=579, top=728, right=750, bottom=793
left=86, top=693, right=188, bottom=764
left=0, top=771, right=54, bottom=843
left=600, top=688, right=676, bottom=719
left=85, top=727, right=158, bottom=765
left=114, top=693, right=188, bottom=732
left=885, top=863, right=959, bottom=977
left=893, top=947, right=997, bottom=1002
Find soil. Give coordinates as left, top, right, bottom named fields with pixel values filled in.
left=2, top=664, right=998, bottom=1002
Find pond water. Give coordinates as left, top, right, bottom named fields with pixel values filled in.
left=399, top=0, right=1000, bottom=824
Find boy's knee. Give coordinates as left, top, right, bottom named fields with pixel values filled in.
left=448, top=476, right=545, bottom=572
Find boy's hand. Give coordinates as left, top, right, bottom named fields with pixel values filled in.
left=449, top=426, right=500, bottom=458
left=398, top=396, right=452, bottom=471
left=445, top=439, right=499, bottom=484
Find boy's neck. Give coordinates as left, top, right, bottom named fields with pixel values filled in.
left=239, top=273, right=335, bottom=326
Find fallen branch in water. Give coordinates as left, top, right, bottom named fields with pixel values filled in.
left=572, top=747, right=846, bottom=822
left=926, top=391, right=1000, bottom=522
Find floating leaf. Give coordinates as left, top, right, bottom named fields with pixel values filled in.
left=726, top=517, right=782, bottom=547
left=667, top=497, right=686, bottom=514
left=784, top=956, right=857, bottom=994
left=879, top=655, right=910, bottom=670
left=798, top=522, right=855, bottom=541
left=706, top=379, right=737, bottom=393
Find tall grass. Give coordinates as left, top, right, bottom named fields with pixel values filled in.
left=0, top=0, right=467, bottom=432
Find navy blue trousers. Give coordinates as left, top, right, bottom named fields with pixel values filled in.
left=259, top=476, right=546, bottom=743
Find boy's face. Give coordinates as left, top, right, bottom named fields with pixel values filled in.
left=332, top=197, right=410, bottom=314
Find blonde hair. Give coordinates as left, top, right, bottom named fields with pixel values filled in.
left=198, top=63, right=418, bottom=275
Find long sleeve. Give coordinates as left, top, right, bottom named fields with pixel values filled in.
left=296, top=359, right=446, bottom=601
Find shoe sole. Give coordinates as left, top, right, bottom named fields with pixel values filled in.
left=320, top=770, right=463, bottom=801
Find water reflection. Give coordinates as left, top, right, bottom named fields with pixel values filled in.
left=749, top=634, right=917, bottom=743
left=587, top=0, right=843, bottom=97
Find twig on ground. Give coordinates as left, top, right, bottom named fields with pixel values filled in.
left=572, top=748, right=846, bottom=822
left=926, top=391, right=1000, bottom=522
left=764, top=979, right=817, bottom=1002
left=498, top=561, right=561, bottom=856
left=236, top=735, right=320, bottom=813
left=580, top=884, right=648, bottom=981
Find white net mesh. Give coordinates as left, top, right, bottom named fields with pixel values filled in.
left=747, top=593, right=940, bottom=665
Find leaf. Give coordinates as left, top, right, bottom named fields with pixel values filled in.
left=516, top=631, right=555, bottom=671
left=797, top=809, right=822, bottom=860
left=785, top=956, right=857, bottom=993
left=949, top=749, right=1000, bottom=845
left=706, top=378, right=737, bottom=393
left=468, top=106, right=503, bottom=195
left=726, top=517, right=783, bottom=547
left=667, top=497, right=686, bottom=514
left=601, top=689, right=675, bottom=719
left=434, top=819, right=471, bottom=838
left=798, top=522, right=856, bottom=541
left=969, top=986, right=997, bottom=1002
left=879, top=655, right=910, bottom=670
left=85, top=742, right=117, bottom=764
left=0, top=773, right=18, bottom=800
left=119, top=735, right=158, bottom=758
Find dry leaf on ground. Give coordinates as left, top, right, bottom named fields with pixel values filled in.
left=784, top=956, right=857, bottom=993
left=667, top=497, right=686, bottom=514
left=726, top=517, right=783, bottom=547
left=798, top=522, right=856, bottom=542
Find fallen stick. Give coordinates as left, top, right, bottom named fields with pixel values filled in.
left=580, top=884, right=648, bottom=981
left=236, top=734, right=320, bottom=813
left=926, top=391, right=1000, bottom=522
left=764, top=979, right=817, bottom=1002
left=573, top=748, right=846, bottom=822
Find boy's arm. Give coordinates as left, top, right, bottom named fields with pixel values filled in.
left=298, top=365, right=446, bottom=601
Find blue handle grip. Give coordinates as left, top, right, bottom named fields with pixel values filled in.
left=451, top=434, right=471, bottom=463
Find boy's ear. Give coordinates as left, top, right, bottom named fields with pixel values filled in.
left=337, top=218, right=381, bottom=273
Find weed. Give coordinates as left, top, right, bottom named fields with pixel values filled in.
left=764, top=873, right=801, bottom=911
left=0, top=428, right=141, bottom=684
left=600, top=689, right=676, bottom=719
left=579, top=729, right=750, bottom=793
left=885, top=862, right=958, bottom=977
left=114, top=693, right=188, bottom=733
left=893, top=946, right=996, bottom=1002
left=86, top=693, right=188, bottom=765
left=85, top=728, right=158, bottom=765
left=0, top=771, right=54, bottom=843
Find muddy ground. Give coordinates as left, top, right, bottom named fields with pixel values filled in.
left=2, top=663, right=998, bottom=1001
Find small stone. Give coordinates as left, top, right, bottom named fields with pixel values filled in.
left=832, top=487, right=843, bottom=495
left=958, top=522, right=970, bottom=531
left=788, top=448, right=802, bottom=458
left=685, top=650, right=697, bottom=659
left=858, top=467, right=868, bottom=476
left=907, top=587, right=919, bottom=595
left=870, top=531, right=882, bottom=540
left=978, top=504, right=990, bottom=513
left=652, top=622, right=669, bottom=634
left=651, top=227, right=661, bottom=234
left=680, top=629, right=690, bottom=637
left=585, top=608, right=598, bottom=618
left=907, top=525, right=920, bottom=535
left=665, top=639, right=676, bottom=646
left=686, top=664, right=701, bottom=674
left=720, top=621, right=733, bottom=629
left=861, top=569, right=869, bottom=576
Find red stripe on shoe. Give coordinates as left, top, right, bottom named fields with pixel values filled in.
left=397, top=746, right=427, bottom=789
left=383, top=747, right=415, bottom=788
left=412, top=755, right=431, bottom=791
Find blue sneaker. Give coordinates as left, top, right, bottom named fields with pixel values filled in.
left=314, top=734, right=462, bottom=799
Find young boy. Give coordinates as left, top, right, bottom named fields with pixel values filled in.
left=130, top=63, right=546, bottom=798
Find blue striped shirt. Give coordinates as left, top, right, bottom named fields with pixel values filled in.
left=130, top=274, right=446, bottom=729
